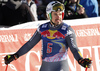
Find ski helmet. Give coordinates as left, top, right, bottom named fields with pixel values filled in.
left=46, top=1, right=65, bottom=20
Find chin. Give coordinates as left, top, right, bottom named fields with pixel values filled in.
left=56, top=22, right=61, bottom=25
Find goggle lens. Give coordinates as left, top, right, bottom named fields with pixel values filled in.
left=53, top=3, right=64, bottom=11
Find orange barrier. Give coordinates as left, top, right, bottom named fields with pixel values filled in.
left=0, top=18, right=100, bottom=71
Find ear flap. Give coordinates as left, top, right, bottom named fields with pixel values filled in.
left=47, top=13, right=52, bottom=20
left=62, top=12, right=64, bottom=19
left=49, top=13, right=52, bottom=20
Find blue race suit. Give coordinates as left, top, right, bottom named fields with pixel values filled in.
left=16, top=22, right=83, bottom=71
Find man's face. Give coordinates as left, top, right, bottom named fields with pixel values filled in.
left=51, top=11, right=63, bottom=26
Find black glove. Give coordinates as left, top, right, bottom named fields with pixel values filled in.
left=4, top=53, right=19, bottom=65
left=78, top=58, right=92, bottom=68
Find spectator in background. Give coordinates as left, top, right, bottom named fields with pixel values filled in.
left=41, top=0, right=54, bottom=6
left=33, top=0, right=42, bottom=7
left=26, top=0, right=38, bottom=21
left=0, top=0, right=35, bottom=27
left=37, top=5, right=47, bottom=20
left=79, top=0, right=99, bottom=17
left=63, top=0, right=88, bottom=19
left=37, top=0, right=54, bottom=20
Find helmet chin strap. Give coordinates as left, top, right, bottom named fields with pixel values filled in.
left=50, top=20, right=61, bottom=28
left=50, top=20, right=57, bottom=27
left=50, top=20, right=55, bottom=26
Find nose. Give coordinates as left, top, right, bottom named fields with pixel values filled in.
left=56, top=14, right=60, bottom=19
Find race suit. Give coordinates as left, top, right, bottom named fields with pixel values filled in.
left=16, top=22, right=83, bottom=71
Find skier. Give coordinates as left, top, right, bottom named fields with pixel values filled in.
left=4, top=1, right=92, bottom=71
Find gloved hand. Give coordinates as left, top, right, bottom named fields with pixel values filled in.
left=4, top=53, right=19, bottom=65
left=78, top=58, right=92, bottom=68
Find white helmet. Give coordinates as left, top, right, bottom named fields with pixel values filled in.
left=46, top=1, right=65, bottom=20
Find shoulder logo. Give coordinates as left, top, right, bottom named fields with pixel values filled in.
left=61, top=25, right=67, bottom=30
left=42, top=24, right=48, bottom=28
left=67, top=30, right=73, bottom=36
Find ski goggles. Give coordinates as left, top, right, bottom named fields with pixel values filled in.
left=53, top=3, right=65, bottom=12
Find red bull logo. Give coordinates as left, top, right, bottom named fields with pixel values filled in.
left=41, top=29, right=65, bottom=39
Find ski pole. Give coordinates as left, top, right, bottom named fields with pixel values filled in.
left=85, top=65, right=88, bottom=71
left=5, top=65, right=8, bottom=71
